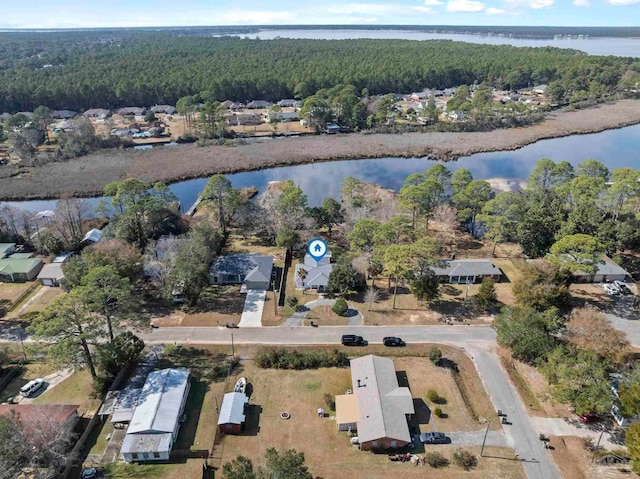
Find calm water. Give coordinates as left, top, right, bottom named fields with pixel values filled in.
left=246, top=29, right=640, bottom=57
left=5, top=124, right=640, bottom=213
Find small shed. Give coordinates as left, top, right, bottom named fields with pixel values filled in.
left=218, top=392, right=248, bottom=434
left=82, top=228, right=102, bottom=244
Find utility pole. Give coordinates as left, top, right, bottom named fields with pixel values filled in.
left=480, top=420, right=490, bottom=457
left=231, top=332, right=235, bottom=359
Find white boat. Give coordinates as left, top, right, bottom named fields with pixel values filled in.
left=234, top=377, right=247, bottom=394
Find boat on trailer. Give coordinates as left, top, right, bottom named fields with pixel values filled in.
left=234, top=377, right=247, bottom=394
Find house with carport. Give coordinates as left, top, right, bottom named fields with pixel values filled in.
left=120, top=368, right=190, bottom=462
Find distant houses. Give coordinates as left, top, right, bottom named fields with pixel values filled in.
left=526, top=255, right=629, bottom=283
left=118, top=107, right=146, bottom=116
left=267, top=110, right=299, bottom=123
left=83, top=108, right=111, bottom=119
left=246, top=100, right=272, bottom=109
left=149, top=105, right=177, bottom=115
left=335, top=355, right=414, bottom=451
left=52, top=110, right=77, bottom=119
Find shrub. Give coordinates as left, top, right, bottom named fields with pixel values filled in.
left=286, top=296, right=299, bottom=308
left=255, top=348, right=350, bottom=370
left=434, top=407, right=444, bottom=417
left=428, top=347, right=443, bottom=366
left=324, top=393, right=336, bottom=411
left=427, top=389, right=439, bottom=402
left=453, top=449, right=478, bottom=471
left=332, top=298, right=348, bottom=316
left=424, top=452, right=449, bottom=468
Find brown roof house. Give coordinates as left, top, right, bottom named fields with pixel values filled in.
left=335, top=355, right=414, bottom=451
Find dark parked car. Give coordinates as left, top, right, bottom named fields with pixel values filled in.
left=383, top=337, right=406, bottom=347
left=341, top=334, right=367, bottom=346
left=419, top=432, right=451, bottom=444
left=579, top=414, right=600, bottom=423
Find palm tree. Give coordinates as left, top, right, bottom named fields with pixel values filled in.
left=297, top=267, right=308, bottom=294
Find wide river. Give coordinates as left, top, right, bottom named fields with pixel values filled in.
left=5, top=123, right=640, bottom=213
left=246, top=29, right=640, bottom=57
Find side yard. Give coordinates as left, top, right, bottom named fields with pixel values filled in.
left=215, top=345, right=519, bottom=478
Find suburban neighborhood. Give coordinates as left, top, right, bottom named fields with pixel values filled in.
left=0, top=155, right=639, bottom=479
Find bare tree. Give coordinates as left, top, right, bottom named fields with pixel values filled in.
left=432, top=204, right=459, bottom=252
left=54, top=195, right=89, bottom=248
left=364, top=287, right=380, bottom=311
left=565, top=306, right=629, bottom=364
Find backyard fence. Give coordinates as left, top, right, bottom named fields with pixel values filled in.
left=0, top=359, right=25, bottom=394
left=60, top=364, right=131, bottom=479
left=277, top=249, right=292, bottom=307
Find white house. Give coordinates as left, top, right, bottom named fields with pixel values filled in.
left=294, top=253, right=333, bottom=291
left=120, top=368, right=190, bottom=462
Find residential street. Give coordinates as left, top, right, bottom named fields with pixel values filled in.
left=465, top=344, right=561, bottom=479
left=136, top=324, right=496, bottom=345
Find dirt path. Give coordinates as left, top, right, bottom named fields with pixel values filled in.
left=1, top=99, right=640, bottom=201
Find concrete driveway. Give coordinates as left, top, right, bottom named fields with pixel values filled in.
left=446, top=430, right=508, bottom=447
left=238, top=289, right=267, bottom=327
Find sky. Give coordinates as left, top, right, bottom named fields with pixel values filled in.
left=1, top=0, right=639, bottom=28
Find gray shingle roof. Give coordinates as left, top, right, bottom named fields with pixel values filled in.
left=350, top=355, right=414, bottom=444
left=210, top=254, right=273, bottom=283
left=431, top=259, right=501, bottom=278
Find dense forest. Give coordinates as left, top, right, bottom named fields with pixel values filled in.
left=0, top=33, right=638, bottom=113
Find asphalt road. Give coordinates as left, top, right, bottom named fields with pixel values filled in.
left=1, top=321, right=560, bottom=478
left=466, top=344, right=561, bottom=479
left=136, top=324, right=496, bottom=345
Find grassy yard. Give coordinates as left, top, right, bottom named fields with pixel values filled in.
left=352, top=283, right=495, bottom=326
left=215, top=347, right=516, bottom=478
left=33, top=369, right=102, bottom=415
left=151, top=285, right=245, bottom=327
left=20, top=286, right=65, bottom=316
left=0, top=359, right=58, bottom=403
left=304, top=305, right=349, bottom=326
left=262, top=256, right=320, bottom=327
left=0, top=281, right=36, bottom=303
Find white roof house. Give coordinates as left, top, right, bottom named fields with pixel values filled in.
left=120, top=368, right=190, bottom=462
left=218, top=392, right=248, bottom=426
left=295, top=252, right=333, bottom=291
left=82, top=228, right=102, bottom=244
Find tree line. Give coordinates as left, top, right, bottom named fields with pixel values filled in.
left=0, top=34, right=638, bottom=113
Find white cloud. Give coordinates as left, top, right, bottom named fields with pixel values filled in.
left=609, top=0, right=640, bottom=4
left=414, top=5, right=437, bottom=12
left=327, top=3, right=398, bottom=14
left=447, top=0, right=485, bottom=11
left=505, top=0, right=554, bottom=8
left=424, top=0, right=444, bottom=5
left=572, top=0, right=589, bottom=5
left=486, top=7, right=506, bottom=13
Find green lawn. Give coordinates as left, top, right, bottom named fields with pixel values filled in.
left=0, top=360, right=58, bottom=403
left=34, top=369, right=102, bottom=415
